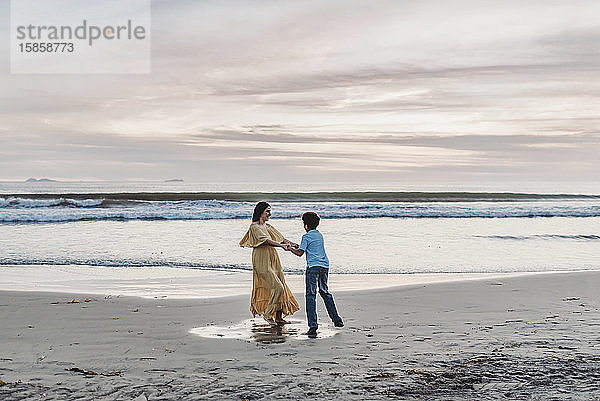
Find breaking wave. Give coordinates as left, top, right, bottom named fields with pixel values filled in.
left=1, top=193, right=600, bottom=223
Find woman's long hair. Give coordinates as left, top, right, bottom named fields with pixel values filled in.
left=252, top=201, right=270, bottom=222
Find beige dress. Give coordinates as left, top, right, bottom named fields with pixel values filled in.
left=239, top=223, right=299, bottom=319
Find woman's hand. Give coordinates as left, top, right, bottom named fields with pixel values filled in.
left=283, top=239, right=299, bottom=248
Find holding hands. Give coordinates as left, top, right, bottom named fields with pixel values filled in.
left=281, top=239, right=299, bottom=252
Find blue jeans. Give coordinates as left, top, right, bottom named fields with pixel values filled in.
left=305, top=266, right=341, bottom=329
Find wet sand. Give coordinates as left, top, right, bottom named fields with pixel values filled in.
left=1, top=271, right=599, bottom=400
left=0, top=264, right=540, bottom=298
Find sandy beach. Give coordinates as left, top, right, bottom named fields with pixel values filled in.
left=1, top=271, right=599, bottom=400
left=4, top=0, right=600, bottom=399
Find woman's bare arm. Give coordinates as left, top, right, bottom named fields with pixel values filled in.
left=258, top=238, right=286, bottom=248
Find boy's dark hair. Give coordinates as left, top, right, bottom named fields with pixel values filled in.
left=302, top=212, right=320, bottom=230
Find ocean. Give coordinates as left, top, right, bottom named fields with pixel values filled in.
left=1, top=181, right=599, bottom=275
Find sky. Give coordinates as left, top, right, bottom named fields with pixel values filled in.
left=1, top=0, right=599, bottom=183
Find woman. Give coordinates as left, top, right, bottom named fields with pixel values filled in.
left=239, top=202, right=299, bottom=325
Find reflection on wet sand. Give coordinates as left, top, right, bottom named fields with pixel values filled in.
left=250, top=321, right=301, bottom=344
left=190, top=318, right=338, bottom=343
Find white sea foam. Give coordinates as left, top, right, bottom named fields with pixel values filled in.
left=0, top=197, right=104, bottom=209
left=1, top=197, right=600, bottom=223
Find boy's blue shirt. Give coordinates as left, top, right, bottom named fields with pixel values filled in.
left=299, top=229, right=329, bottom=269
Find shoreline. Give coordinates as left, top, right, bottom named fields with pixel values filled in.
left=0, top=264, right=588, bottom=299
left=1, top=270, right=599, bottom=399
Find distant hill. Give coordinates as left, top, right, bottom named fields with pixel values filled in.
left=25, top=178, right=58, bottom=182
left=164, top=179, right=184, bottom=182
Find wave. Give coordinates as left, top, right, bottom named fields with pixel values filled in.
left=1, top=259, right=592, bottom=276
left=0, top=197, right=147, bottom=209
left=2, top=209, right=600, bottom=223
left=2, top=191, right=600, bottom=203
left=475, top=234, right=600, bottom=241
left=2, top=195, right=600, bottom=223
left=0, top=258, right=252, bottom=271
left=0, top=259, right=310, bottom=274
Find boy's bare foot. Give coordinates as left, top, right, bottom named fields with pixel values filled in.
left=305, top=328, right=318, bottom=338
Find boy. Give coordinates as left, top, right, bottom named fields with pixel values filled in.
left=286, top=212, right=343, bottom=337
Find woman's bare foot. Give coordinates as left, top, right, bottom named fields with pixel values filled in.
left=275, top=311, right=290, bottom=325
left=263, top=316, right=277, bottom=326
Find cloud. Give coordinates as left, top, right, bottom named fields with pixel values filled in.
left=1, top=0, right=599, bottom=182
